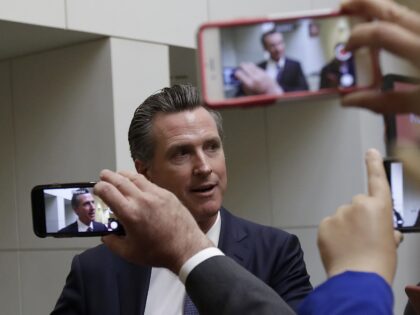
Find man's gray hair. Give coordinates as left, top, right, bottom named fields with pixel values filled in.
left=128, top=84, right=223, bottom=164
left=71, top=188, right=90, bottom=209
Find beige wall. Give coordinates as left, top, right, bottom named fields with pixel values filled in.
left=0, top=0, right=419, bottom=314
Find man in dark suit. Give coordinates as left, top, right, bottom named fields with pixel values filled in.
left=235, top=29, right=309, bottom=96
left=58, top=188, right=108, bottom=233
left=94, top=149, right=400, bottom=315
left=52, top=85, right=311, bottom=314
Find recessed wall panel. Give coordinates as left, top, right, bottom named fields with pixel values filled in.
left=266, top=98, right=365, bottom=227
left=0, top=61, right=18, bottom=249
left=109, top=38, right=170, bottom=171
left=12, top=39, right=115, bottom=249
left=221, top=107, right=272, bottom=225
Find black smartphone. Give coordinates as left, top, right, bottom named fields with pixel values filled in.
left=31, top=182, right=124, bottom=237
left=384, top=159, right=420, bottom=232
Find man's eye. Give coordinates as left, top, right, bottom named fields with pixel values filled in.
left=172, top=149, right=189, bottom=159
left=206, top=142, right=220, bottom=152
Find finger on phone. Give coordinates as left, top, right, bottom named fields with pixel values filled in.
left=365, top=149, right=390, bottom=200
left=345, top=22, right=420, bottom=68
left=99, top=169, right=140, bottom=198
left=342, top=89, right=420, bottom=115
left=341, top=0, right=420, bottom=34
left=94, top=181, right=131, bottom=220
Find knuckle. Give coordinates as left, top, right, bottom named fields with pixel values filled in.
left=352, top=194, right=368, bottom=206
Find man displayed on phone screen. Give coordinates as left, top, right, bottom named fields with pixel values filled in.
left=58, top=188, right=108, bottom=233
left=235, top=28, right=309, bottom=96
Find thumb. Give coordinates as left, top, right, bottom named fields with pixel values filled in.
left=394, top=230, right=404, bottom=248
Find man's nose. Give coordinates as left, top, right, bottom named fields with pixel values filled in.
left=193, top=152, right=212, bottom=176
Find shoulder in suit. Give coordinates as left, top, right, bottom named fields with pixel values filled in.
left=219, top=208, right=312, bottom=311
left=52, top=244, right=151, bottom=315
left=92, top=221, right=108, bottom=231
left=58, top=221, right=78, bottom=233
left=257, top=58, right=309, bottom=92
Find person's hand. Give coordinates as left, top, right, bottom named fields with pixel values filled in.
left=235, top=62, right=284, bottom=95
left=94, top=170, right=213, bottom=274
left=317, top=148, right=403, bottom=285
left=340, top=0, right=420, bottom=115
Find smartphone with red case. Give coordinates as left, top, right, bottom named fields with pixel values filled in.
left=197, top=9, right=380, bottom=108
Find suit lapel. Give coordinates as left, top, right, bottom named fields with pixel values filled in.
left=218, top=208, right=251, bottom=268
left=114, top=256, right=151, bottom=315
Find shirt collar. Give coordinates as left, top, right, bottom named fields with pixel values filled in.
left=206, top=211, right=221, bottom=247
left=77, top=219, right=93, bottom=232
left=268, top=56, right=286, bottom=68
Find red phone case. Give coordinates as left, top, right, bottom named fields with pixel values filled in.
left=197, top=10, right=381, bottom=109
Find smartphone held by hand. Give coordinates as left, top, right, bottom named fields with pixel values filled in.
left=384, top=159, right=420, bottom=233
left=31, top=182, right=125, bottom=237
left=197, top=9, right=380, bottom=108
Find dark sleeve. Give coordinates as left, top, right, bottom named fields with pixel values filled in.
left=414, top=212, right=420, bottom=227
left=405, top=302, right=417, bottom=315
left=404, top=283, right=420, bottom=315
left=185, top=255, right=296, bottom=315
left=299, top=271, right=393, bottom=315
left=281, top=61, right=309, bottom=92
left=270, top=234, right=313, bottom=311
left=294, top=62, right=309, bottom=91
left=51, top=255, right=85, bottom=315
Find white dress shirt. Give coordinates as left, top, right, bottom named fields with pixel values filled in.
left=76, top=219, right=93, bottom=232
left=144, top=211, right=222, bottom=315
left=265, top=57, right=286, bottom=81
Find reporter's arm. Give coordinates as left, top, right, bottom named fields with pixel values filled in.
left=299, top=149, right=400, bottom=315
left=184, top=255, right=296, bottom=315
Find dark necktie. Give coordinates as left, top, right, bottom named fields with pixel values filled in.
left=87, top=227, right=93, bottom=232
left=276, top=64, right=283, bottom=83
left=183, top=293, right=199, bottom=315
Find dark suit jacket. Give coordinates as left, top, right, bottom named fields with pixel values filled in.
left=52, top=208, right=312, bottom=314
left=258, top=58, right=309, bottom=92
left=58, top=221, right=108, bottom=233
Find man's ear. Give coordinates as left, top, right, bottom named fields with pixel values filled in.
left=134, top=159, right=150, bottom=179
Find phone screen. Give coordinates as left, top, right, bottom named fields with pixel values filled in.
left=383, top=74, right=420, bottom=155
left=384, top=160, right=420, bottom=232
left=32, top=183, right=123, bottom=237
left=199, top=13, right=377, bottom=107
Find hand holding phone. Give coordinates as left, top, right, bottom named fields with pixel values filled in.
left=198, top=10, right=380, bottom=108
left=31, top=183, right=124, bottom=237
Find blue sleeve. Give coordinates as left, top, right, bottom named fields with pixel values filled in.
left=299, top=271, right=393, bottom=315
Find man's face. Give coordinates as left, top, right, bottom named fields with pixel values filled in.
left=264, top=32, right=285, bottom=62
left=139, top=107, right=227, bottom=231
left=74, top=193, right=96, bottom=226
